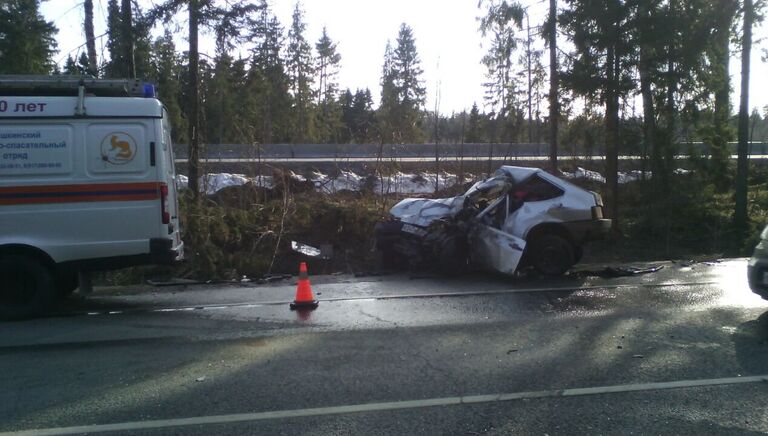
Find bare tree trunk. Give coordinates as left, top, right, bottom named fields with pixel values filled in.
left=711, top=0, right=736, bottom=190
left=526, top=14, right=532, bottom=144
left=83, top=0, right=98, bottom=76
left=121, top=0, right=135, bottom=78
left=547, top=0, right=558, bottom=173
left=188, top=1, right=200, bottom=199
left=638, top=42, right=656, bottom=184
left=434, top=81, right=441, bottom=192
left=459, top=114, right=465, bottom=185
left=605, top=43, right=620, bottom=230
left=735, top=0, right=753, bottom=233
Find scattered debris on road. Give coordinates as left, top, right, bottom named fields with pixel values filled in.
left=571, top=265, right=664, bottom=278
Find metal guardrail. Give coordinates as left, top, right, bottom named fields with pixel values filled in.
left=172, top=142, right=768, bottom=162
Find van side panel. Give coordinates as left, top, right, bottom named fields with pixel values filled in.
left=1, top=200, right=159, bottom=262
left=0, top=118, right=164, bottom=264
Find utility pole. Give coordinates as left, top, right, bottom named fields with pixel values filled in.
left=548, top=0, right=558, bottom=174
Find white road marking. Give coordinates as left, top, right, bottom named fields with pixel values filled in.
left=5, top=374, right=767, bottom=435
left=74, top=280, right=721, bottom=316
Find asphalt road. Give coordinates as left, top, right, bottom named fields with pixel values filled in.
left=2, top=259, right=768, bottom=435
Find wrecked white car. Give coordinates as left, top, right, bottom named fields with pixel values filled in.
left=374, top=166, right=612, bottom=276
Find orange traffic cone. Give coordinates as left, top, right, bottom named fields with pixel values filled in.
left=290, top=262, right=319, bottom=310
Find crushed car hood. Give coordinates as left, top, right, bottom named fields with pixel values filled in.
left=389, top=196, right=465, bottom=227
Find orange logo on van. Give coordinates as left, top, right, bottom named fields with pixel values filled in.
left=100, top=133, right=137, bottom=165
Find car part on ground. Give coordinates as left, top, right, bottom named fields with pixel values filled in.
left=375, top=166, right=612, bottom=276
left=570, top=265, right=664, bottom=278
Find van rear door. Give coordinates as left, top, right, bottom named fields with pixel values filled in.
left=160, top=109, right=183, bottom=259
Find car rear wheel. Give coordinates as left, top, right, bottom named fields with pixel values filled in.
left=0, top=255, right=57, bottom=320
left=530, top=234, right=575, bottom=276
left=55, top=270, right=79, bottom=298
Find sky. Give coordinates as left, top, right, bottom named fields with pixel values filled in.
left=41, top=0, right=768, bottom=116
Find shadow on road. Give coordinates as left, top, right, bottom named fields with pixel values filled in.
left=733, top=310, right=768, bottom=375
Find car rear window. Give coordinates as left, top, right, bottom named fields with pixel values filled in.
left=512, top=175, right=564, bottom=202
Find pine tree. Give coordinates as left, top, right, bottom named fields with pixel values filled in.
left=0, top=0, right=57, bottom=74
left=560, top=0, right=635, bottom=227
left=547, top=0, right=559, bottom=171
left=247, top=2, right=292, bottom=144
left=315, top=27, right=342, bottom=143
left=63, top=55, right=80, bottom=75
left=392, top=23, right=426, bottom=142
left=351, top=88, right=375, bottom=143
left=478, top=0, right=525, bottom=144
left=315, top=27, right=341, bottom=106
left=148, top=0, right=261, bottom=198
left=466, top=103, right=484, bottom=143
left=105, top=0, right=152, bottom=79
left=378, top=41, right=399, bottom=143
left=735, top=0, right=759, bottom=235
left=205, top=51, right=236, bottom=144
left=150, top=31, right=185, bottom=143
left=286, top=2, right=316, bottom=143
left=105, top=0, right=124, bottom=76
left=339, top=89, right=355, bottom=143
left=706, top=0, right=739, bottom=190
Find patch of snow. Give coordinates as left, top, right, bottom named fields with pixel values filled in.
left=250, top=175, right=274, bottom=189
left=289, top=171, right=307, bottom=182
left=178, top=167, right=692, bottom=196
left=561, top=167, right=607, bottom=184
left=175, top=174, right=188, bottom=190
left=562, top=167, right=692, bottom=185
left=618, top=170, right=649, bottom=184
left=376, top=172, right=459, bottom=194
left=312, top=170, right=365, bottom=193
left=201, top=173, right=251, bottom=196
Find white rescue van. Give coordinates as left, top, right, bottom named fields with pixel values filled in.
left=0, top=76, right=184, bottom=319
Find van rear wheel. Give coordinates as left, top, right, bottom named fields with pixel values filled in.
left=0, top=255, right=57, bottom=320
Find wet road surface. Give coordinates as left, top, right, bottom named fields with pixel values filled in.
left=2, top=259, right=768, bottom=435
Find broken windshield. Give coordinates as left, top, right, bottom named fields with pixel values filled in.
left=464, top=174, right=512, bottom=205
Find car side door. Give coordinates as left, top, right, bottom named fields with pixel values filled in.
left=469, top=195, right=527, bottom=275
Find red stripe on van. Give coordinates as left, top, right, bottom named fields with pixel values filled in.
left=0, top=182, right=162, bottom=205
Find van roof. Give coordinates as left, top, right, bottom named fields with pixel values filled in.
left=0, top=96, right=163, bottom=118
